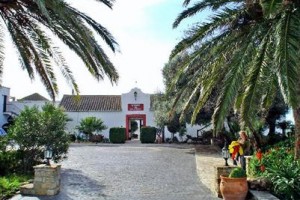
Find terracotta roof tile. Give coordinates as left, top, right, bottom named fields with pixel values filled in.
left=59, top=95, right=122, bottom=112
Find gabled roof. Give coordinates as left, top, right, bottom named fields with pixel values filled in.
left=19, top=93, right=49, bottom=101
left=59, top=95, right=122, bottom=112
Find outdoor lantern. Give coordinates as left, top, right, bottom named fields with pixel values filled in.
left=44, top=147, right=53, bottom=166
left=222, top=141, right=230, bottom=166
left=134, top=91, right=137, bottom=101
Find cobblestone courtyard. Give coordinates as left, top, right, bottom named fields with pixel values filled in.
left=14, top=142, right=219, bottom=200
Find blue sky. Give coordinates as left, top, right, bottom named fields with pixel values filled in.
left=2, top=0, right=207, bottom=100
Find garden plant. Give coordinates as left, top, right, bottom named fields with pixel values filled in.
left=0, top=103, right=70, bottom=199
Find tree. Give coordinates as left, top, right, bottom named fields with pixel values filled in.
left=0, top=0, right=119, bottom=100
left=276, top=120, right=294, bottom=137
left=162, top=54, right=214, bottom=125
left=171, top=0, right=300, bottom=159
left=76, top=116, right=107, bottom=139
left=8, top=103, right=70, bottom=172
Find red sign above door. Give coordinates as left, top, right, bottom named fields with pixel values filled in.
left=128, top=104, right=144, bottom=111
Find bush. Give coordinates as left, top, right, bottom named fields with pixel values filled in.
left=248, top=137, right=300, bottom=199
left=0, top=174, right=33, bottom=199
left=140, top=127, right=156, bottom=143
left=69, top=134, right=76, bottom=142
left=8, top=103, right=70, bottom=173
left=76, top=117, right=107, bottom=139
left=266, top=160, right=300, bottom=200
left=0, top=150, right=23, bottom=176
left=109, top=128, right=126, bottom=143
left=229, top=167, right=247, bottom=178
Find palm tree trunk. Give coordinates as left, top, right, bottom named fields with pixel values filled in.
left=293, top=107, right=300, bottom=160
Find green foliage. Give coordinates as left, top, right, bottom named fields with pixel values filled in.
left=179, top=126, right=187, bottom=137
left=76, top=117, right=107, bottom=138
left=0, top=174, right=33, bottom=199
left=0, top=150, right=23, bottom=176
left=266, top=160, right=300, bottom=200
left=109, top=128, right=126, bottom=143
left=140, top=127, right=156, bottom=143
left=0, top=0, right=119, bottom=100
left=8, top=103, right=70, bottom=172
left=170, top=0, right=300, bottom=149
left=229, top=167, right=247, bottom=178
left=130, top=120, right=138, bottom=133
left=249, top=138, right=300, bottom=199
left=69, top=133, right=76, bottom=142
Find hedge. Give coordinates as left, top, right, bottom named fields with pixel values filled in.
left=109, top=127, right=126, bottom=143
left=140, top=126, right=156, bottom=143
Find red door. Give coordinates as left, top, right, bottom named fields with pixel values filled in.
left=126, top=114, right=146, bottom=140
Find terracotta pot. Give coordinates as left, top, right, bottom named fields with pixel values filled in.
left=220, top=175, right=248, bottom=200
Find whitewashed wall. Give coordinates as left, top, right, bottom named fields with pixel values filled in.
left=7, top=101, right=59, bottom=115
left=0, top=87, right=10, bottom=127
left=65, top=111, right=124, bottom=138
left=164, top=123, right=213, bottom=141
left=121, top=88, right=155, bottom=127
left=64, top=88, right=156, bottom=138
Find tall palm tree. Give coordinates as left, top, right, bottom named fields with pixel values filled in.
left=0, top=0, right=119, bottom=100
left=171, top=0, right=300, bottom=159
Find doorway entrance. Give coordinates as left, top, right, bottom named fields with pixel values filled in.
left=126, top=114, right=146, bottom=140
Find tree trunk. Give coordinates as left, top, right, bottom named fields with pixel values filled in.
left=293, top=108, right=300, bottom=160
left=268, top=120, right=276, bottom=136
left=248, top=124, right=262, bottom=149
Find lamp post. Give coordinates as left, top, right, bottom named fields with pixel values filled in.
left=44, top=147, right=53, bottom=166
left=222, top=141, right=230, bottom=166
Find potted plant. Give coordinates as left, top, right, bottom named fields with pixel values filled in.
left=220, top=167, right=248, bottom=200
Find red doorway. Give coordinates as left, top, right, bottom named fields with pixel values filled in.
left=126, top=114, right=146, bottom=140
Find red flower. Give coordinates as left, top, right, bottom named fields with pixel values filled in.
left=256, top=150, right=262, bottom=161
left=260, top=165, right=265, bottom=172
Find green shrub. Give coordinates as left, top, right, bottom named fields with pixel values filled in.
left=248, top=138, right=300, bottom=200
left=8, top=103, right=70, bottom=173
left=249, top=147, right=294, bottom=178
left=266, top=160, right=300, bottom=200
left=0, top=174, right=32, bottom=199
left=0, top=150, right=23, bottom=176
left=76, top=117, right=107, bottom=139
left=140, top=127, right=156, bottom=143
left=69, top=134, right=76, bottom=142
left=109, top=128, right=126, bottom=143
left=229, top=167, right=247, bottom=178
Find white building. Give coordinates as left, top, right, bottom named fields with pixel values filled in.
left=0, top=87, right=11, bottom=132
left=59, top=88, right=156, bottom=139
left=0, top=86, right=209, bottom=140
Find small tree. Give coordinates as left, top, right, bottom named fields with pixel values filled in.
left=8, top=103, right=70, bottom=172
left=76, top=117, right=107, bottom=140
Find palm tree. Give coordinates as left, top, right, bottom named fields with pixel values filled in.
left=0, top=0, right=119, bottom=100
left=76, top=116, right=107, bottom=140
left=171, top=0, right=300, bottom=159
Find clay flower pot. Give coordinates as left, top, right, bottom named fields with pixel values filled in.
left=220, top=175, right=248, bottom=200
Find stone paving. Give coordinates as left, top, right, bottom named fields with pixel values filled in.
left=12, top=142, right=219, bottom=200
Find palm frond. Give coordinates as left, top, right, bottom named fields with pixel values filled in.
left=240, top=28, right=273, bottom=127
left=94, top=0, right=115, bottom=9
left=0, top=0, right=119, bottom=100
left=32, top=0, right=51, bottom=22
left=171, top=7, right=244, bottom=58
left=275, top=11, right=300, bottom=108
left=173, top=0, right=241, bottom=28
left=68, top=6, right=119, bottom=52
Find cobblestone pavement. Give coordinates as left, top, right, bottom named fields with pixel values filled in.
left=13, top=142, right=219, bottom=200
